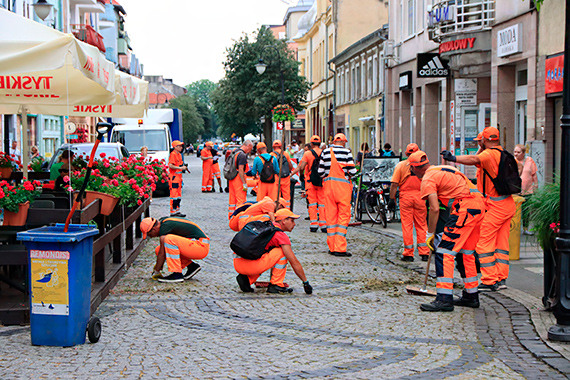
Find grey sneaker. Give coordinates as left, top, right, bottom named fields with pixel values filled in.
left=479, top=282, right=499, bottom=292
left=497, top=279, right=508, bottom=290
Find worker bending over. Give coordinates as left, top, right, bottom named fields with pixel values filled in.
left=234, top=209, right=313, bottom=294
left=140, top=216, right=209, bottom=283
left=442, top=126, right=515, bottom=291
left=291, top=135, right=326, bottom=232
left=409, top=151, right=485, bottom=312
left=236, top=196, right=287, bottom=230
left=390, top=143, right=429, bottom=262
left=318, top=133, right=357, bottom=256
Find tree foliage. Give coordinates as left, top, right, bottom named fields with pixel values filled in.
left=167, top=95, right=204, bottom=143
left=186, top=79, right=217, bottom=107
left=212, top=26, right=310, bottom=141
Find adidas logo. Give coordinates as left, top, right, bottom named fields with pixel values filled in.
left=419, top=56, right=449, bottom=77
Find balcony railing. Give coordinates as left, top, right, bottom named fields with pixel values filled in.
left=428, top=0, right=495, bottom=42
left=71, top=24, right=106, bottom=53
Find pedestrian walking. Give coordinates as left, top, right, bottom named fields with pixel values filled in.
left=249, top=142, right=279, bottom=201
left=318, top=133, right=357, bottom=257
left=442, top=126, right=516, bottom=291
left=514, top=144, right=538, bottom=235
left=291, top=135, right=326, bottom=232
left=141, top=216, right=209, bottom=283
left=169, top=140, right=187, bottom=217
left=227, top=140, right=253, bottom=219
left=200, top=141, right=214, bottom=192
left=234, top=208, right=313, bottom=294
left=270, top=140, right=294, bottom=209
left=390, top=143, right=429, bottom=262
left=408, top=151, right=485, bottom=312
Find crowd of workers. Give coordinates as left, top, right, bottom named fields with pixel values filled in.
left=139, top=125, right=532, bottom=312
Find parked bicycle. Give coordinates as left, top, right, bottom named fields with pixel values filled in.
left=361, top=167, right=388, bottom=228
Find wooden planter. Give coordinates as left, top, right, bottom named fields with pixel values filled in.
left=0, top=167, right=13, bottom=179
left=3, top=201, right=30, bottom=226
left=75, top=191, right=119, bottom=216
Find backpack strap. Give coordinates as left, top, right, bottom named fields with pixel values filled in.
left=310, top=149, right=318, bottom=159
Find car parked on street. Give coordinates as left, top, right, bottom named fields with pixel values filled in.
left=46, top=142, right=130, bottom=171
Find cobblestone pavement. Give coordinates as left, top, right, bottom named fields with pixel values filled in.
left=1, top=157, right=569, bottom=379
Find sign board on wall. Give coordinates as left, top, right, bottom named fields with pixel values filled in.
left=427, top=4, right=455, bottom=28
left=545, top=54, right=564, bottom=94
left=417, top=53, right=450, bottom=78
left=450, top=101, right=455, bottom=153
left=399, top=71, right=412, bottom=90
left=497, top=24, right=523, bottom=58
left=455, top=78, right=478, bottom=106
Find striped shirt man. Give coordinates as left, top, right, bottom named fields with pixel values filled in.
left=318, top=144, right=357, bottom=179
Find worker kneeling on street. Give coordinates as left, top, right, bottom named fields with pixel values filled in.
left=232, top=209, right=313, bottom=294
left=409, top=151, right=485, bottom=312
left=140, top=217, right=210, bottom=283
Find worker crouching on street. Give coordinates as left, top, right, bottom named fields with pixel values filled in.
left=318, top=133, right=357, bottom=257
left=234, top=209, right=313, bottom=294
left=140, top=217, right=210, bottom=283
left=169, top=141, right=188, bottom=217
left=409, top=151, right=485, bottom=312
left=236, top=196, right=287, bottom=230
left=390, top=143, right=430, bottom=262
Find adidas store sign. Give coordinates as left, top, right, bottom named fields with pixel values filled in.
left=417, top=53, right=450, bottom=78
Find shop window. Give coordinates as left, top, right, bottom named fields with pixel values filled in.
left=517, top=69, right=528, bottom=86
left=408, top=0, right=416, bottom=36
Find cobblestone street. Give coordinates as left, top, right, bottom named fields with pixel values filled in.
left=1, top=157, right=569, bottom=379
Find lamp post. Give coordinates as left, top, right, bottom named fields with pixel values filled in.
left=255, top=45, right=287, bottom=208
left=548, top=0, right=570, bottom=342
left=32, top=0, right=53, bottom=21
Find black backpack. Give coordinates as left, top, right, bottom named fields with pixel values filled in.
left=275, top=153, right=290, bottom=177
left=230, top=220, right=282, bottom=260
left=482, top=147, right=522, bottom=196
left=309, top=149, right=322, bottom=187
left=259, top=156, right=276, bottom=183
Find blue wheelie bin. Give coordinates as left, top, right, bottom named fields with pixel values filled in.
left=17, top=224, right=100, bottom=346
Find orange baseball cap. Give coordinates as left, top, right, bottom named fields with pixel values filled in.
left=310, top=135, right=321, bottom=143
left=205, top=141, right=214, bottom=147
left=278, top=197, right=288, bottom=208
left=275, top=208, right=300, bottom=221
left=172, top=140, right=184, bottom=148
left=272, top=140, right=282, bottom=147
left=405, top=143, right=419, bottom=155
left=257, top=142, right=267, bottom=149
left=482, top=127, right=500, bottom=141
left=140, top=217, right=157, bottom=239
left=474, top=132, right=483, bottom=141
left=408, top=150, right=429, bottom=167
left=334, top=133, right=347, bottom=142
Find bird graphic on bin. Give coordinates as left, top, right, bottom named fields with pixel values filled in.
left=36, top=271, right=53, bottom=283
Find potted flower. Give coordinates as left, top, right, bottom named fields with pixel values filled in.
left=0, top=152, right=21, bottom=179
left=0, top=180, right=42, bottom=225
left=272, top=104, right=296, bottom=123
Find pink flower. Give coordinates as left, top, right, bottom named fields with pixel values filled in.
left=99, top=153, right=106, bottom=158
left=63, top=175, right=70, bottom=183
left=137, top=199, right=142, bottom=206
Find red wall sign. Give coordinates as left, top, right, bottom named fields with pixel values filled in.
left=439, top=38, right=476, bottom=54
left=545, top=55, right=564, bottom=94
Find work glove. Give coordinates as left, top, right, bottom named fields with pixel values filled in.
left=242, top=184, right=248, bottom=192
left=151, top=270, right=163, bottom=280
left=441, top=150, right=456, bottom=162
left=303, top=281, right=313, bottom=294
left=426, top=232, right=435, bottom=251
left=388, top=199, right=396, bottom=211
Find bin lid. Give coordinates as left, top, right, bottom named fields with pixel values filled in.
left=17, top=224, right=98, bottom=243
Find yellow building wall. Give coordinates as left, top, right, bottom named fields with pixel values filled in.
left=538, top=0, right=564, bottom=56
left=348, top=98, right=378, bottom=153
left=334, top=0, right=389, bottom=54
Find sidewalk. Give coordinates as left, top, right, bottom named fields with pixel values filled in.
left=363, top=218, right=570, bottom=363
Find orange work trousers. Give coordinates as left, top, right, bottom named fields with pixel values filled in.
left=211, top=162, right=221, bottom=179
left=323, top=152, right=352, bottom=253
left=233, top=247, right=288, bottom=287
left=476, top=196, right=515, bottom=285
left=257, top=177, right=277, bottom=201
left=157, top=234, right=210, bottom=273
left=400, top=193, right=429, bottom=258
left=275, top=176, right=291, bottom=209
left=306, top=182, right=325, bottom=229
left=169, top=174, right=182, bottom=215
left=228, top=176, right=247, bottom=219
left=435, top=196, right=485, bottom=300
left=202, top=159, right=213, bottom=191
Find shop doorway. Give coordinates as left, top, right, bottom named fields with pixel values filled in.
left=516, top=101, right=528, bottom=146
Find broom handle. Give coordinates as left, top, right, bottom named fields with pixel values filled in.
left=423, top=248, right=433, bottom=289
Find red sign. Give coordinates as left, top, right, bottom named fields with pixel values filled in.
left=439, top=38, right=476, bottom=54
left=545, top=55, right=564, bottom=94
left=276, top=121, right=283, bottom=130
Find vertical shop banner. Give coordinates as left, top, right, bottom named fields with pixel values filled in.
left=30, top=250, right=70, bottom=316
left=450, top=101, right=455, bottom=153
left=545, top=55, right=564, bottom=94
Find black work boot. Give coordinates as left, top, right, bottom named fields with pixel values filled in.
left=236, top=274, right=254, bottom=293
left=420, top=295, right=454, bottom=312
left=453, top=290, right=480, bottom=308
left=267, top=284, right=293, bottom=294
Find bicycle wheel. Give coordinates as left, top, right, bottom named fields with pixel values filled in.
left=365, top=191, right=387, bottom=227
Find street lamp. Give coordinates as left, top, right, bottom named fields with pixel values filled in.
left=32, top=0, right=53, bottom=21
left=548, top=1, right=570, bottom=342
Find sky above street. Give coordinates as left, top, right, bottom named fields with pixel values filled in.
left=117, top=0, right=291, bottom=87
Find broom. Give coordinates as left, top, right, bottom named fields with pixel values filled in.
left=406, top=248, right=437, bottom=296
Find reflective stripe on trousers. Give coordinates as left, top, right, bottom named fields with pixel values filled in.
left=233, top=247, right=288, bottom=287
left=157, top=235, right=210, bottom=273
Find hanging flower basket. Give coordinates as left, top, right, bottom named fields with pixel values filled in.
left=272, top=104, right=296, bottom=123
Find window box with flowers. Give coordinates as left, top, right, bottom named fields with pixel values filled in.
left=0, top=180, right=42, bottom=225
left=0, top=152, right=22, bottom=179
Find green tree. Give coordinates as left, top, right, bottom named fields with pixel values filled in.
left=186, top=79, right=217, bottom=107
left=212, top=26, right=310, bottom=142
left=168, top=95, right=204, bottom=143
